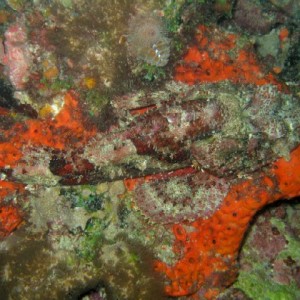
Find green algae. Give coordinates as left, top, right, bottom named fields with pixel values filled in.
left=235, top=270, right=300, bottom=300
left=234, top=203, right=300, bottom=300
left=61, top=186, right=109, bottom=212
left=84, top=89, right=110, bottom=117
left=77, top=218, right=107, bottom=261
left=270, top=217, right=300, bottom=262
left=5, top=0, right=25, bottom=11
left=40, top=76, right=74, bottom=91
left=139, top=63, right=167, bottom=82
left=163, top=0, right=186, bottom=33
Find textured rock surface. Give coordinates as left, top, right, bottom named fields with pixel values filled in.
left=0, top=1, right=299, bottom=299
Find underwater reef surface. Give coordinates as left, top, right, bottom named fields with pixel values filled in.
left=0, top=0, right=299, bottom=299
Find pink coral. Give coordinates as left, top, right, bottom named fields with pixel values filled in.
left=1, top=17, right=31, bottom=90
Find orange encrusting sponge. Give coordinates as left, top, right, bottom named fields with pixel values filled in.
left=0, top=91, right=96, bottom=168
left=0, top=91, right=97, bottom=236
left=154, top=24, right=297, bottom=299
left=154, top=146, right=300, bottom=299
left=175, top=25, right=280, bottom=87
left=0, top=181, right=24, bottom=237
